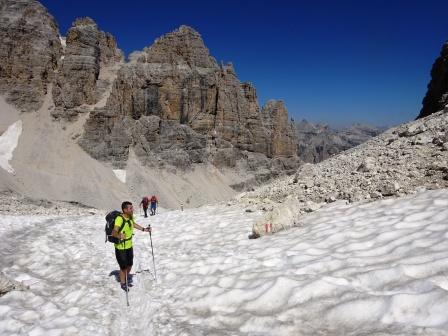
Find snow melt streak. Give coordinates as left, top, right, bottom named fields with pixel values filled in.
left=0, top=120, right=22, bottom=174
left=112, top=169, right=126, bottom=183
left=1, top=190, right=448, bottom=335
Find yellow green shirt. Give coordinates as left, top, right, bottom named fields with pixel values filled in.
left=114, top=215, right=135, bottom=250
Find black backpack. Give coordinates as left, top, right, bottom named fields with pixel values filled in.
left=105, top=210, right=125, bottom=243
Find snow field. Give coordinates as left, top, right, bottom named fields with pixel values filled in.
left=1, top=189, right=448, bottom=335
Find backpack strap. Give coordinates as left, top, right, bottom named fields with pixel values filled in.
left=117, top=215, right=134, bottom=242
left=117, top=215, right=127, bottom=233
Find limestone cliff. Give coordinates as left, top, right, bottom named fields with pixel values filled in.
left=79, top=25, right=298, bottom=174
left=0, top=0, right=61, bottom=111
left=51, top=17, right=124, bottom=119
left=261, top=100, right=297, bottom=157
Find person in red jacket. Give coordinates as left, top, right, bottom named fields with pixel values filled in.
left=140, top=196, right=149, bottom=218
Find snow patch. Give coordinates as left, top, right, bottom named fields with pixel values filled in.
left=0, top=120, right=22, bottom=174
left=59, top=36, right=66, bottom=61
left=1, top=190, right=448, bottom=334
left=113, top=169, right=126, bottom=183
left=59, top=36, right=66, bottom=48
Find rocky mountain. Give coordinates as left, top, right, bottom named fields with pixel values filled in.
left=77, top=25, right=298, bottom=175
left=240, top=109, right=448, bottom=235
left=0, top=0, right=299, bottom=209
left=295, top=120, right=384, bottom=163
left=418, top=41, right=448, bottom=119
left=51, top=17, right=124, bottom=118
left=0, top=0, right=61, bottom=111
left=262, top=100, right=298, bottom=157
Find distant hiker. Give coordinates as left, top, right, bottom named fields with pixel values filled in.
left=112, top=201, right=151, bottom=291
left=140, top=196, right=149, bottom=218
left=150, top=195, right=158, bottom=216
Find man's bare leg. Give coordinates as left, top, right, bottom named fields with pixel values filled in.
left=120, top=267, right=132, bottom=283
left=119, top=268, right=126, bottom=284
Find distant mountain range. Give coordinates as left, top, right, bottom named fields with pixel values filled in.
left=295, top=120, right=386, bottom=163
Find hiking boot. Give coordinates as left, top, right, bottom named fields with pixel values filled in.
left=120, top=283, right=129, bottom=292
left=125, top=275, right=134, bottom=287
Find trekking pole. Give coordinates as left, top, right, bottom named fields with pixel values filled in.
left=120, top=235, right=130, bottom=307
left=148, top=228, right=157, bottom=281
left=125, top=269, right=130, bottom=307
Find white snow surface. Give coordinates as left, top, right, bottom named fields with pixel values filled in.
left=1, top=189, right=448, bottom=335
left=113, top=169, right=126, bottom=184
left=0, top=120, right=22, bottom=174
left=59, top=36, right=66, bottom=48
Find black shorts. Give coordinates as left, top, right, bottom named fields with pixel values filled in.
left=115, top=247, right=133, bottom=270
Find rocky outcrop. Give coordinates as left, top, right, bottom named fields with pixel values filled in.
left=0, top=0, right=61, bottom=111
left=79, top=26, right=298, bottom=177
left=261, top=100, right=297, bottom=157
left=296, top=120, right=384, bottom=163
left=0, top=271, right=28, bottom=296
left=52, top=17, right=123, bottom=119
left=138, top=25, right=218, bottom=68
left=418, top=41, right=448, bottom=119
left=240, top=109, right=448, bottom=235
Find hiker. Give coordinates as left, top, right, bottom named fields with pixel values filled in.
left=112, top=201, right=151, bottom=291
left=150, top=195, right=158, bottom=216
left=140, top=196, right=149, bottom=218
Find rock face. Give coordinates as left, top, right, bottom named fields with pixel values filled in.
left=138, top=25, right=218, bottom=68
left=295, top=120, right=384, bottom=163
left=0, top=0, right=301, bottom=199
left=240, top=109, right=448, bottom=235
left=261, top=100, right=298, bottom=157
left=0, top=0, right=61, bottom=111
left=52, top=17, right=123, bottom=119
left=418, top=42, right=448, bottom=119
left=79, top=25, right=298, bottom=176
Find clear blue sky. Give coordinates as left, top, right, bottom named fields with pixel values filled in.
left=40, top=0, right=448, bottom=127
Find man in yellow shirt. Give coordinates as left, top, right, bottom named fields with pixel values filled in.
left=112, top=201, right=150, bottom=291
